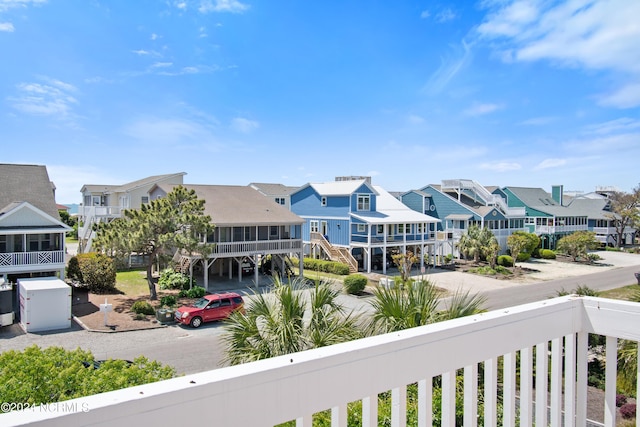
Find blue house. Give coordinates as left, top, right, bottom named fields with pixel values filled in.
left=290, top=177, right=439, bottom=274
left=401, top=179, right=527, bottom=257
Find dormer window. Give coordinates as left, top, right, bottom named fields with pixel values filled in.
left=357, top=194, right=370, bottom=211
left=321, top=196, right=327, bottom=206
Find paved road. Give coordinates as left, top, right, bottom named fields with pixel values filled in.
left=2, top=255, right=640, bottom=375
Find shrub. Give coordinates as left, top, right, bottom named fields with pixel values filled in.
left=617, top=394, right=628, bottom=407
left=516, top=252, right=530, bottom=262
left=67, top=256, right=82, bottom=282
left=620, top=403, right=636, bottom=419
left=131, top=300, right=155, bottom=316
left=186, top=286, right=206, bottom=299
left=497, top=255, right=513, bottom=267
left=540, top=249, right=556, bottom=259
left=178, top=289, right=188, bottom=298
left=76, top=253, right=117, bottom=293
left=343, top=274, right=368, bottom=294
left=160, top=295, right=177, bottom=308
left=587, top=253, right=602, bottom=263
left=158, top=268, right=194, bottom=290
left=531, top=247, right=541, bottom=258
left=605, top=246, right=622, bottom=252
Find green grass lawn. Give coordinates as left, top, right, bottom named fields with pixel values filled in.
left=599, top=284, right=640, bottom=301
left=116, top=269, right=151, bottom=296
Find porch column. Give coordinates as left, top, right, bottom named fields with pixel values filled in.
left=382, top=224, right=388, bottom=275
left=228, top=258, right=232, bottom=279
left=366, top=224, right=372, bottom=273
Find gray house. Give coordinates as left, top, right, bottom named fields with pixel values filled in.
left=0, top=163, right=71, bottom=284
left=149, top=184, right=304, bottom=289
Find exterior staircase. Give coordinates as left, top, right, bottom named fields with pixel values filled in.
left=310, top=232, right=358, bottom=273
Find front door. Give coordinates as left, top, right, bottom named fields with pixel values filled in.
left=321, top=221, right=328, bottom=237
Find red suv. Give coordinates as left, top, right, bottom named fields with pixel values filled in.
left=174, top=292, right=244, bottom=328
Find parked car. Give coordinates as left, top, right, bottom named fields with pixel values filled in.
left=174, top=292, right=244, bottom=328
left=241, top=258, right=254, bottom=275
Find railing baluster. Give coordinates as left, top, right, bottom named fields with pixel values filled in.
left=564, top=333, right=577, bottom=427
left=576, top=332, right=588, bottom=426
left=418, top=378, right=432, bottom=427
left=463, top=364, right=478, bottom=427
left=362, top=395, right=378, bottom=427
left=604, top=336, right=617, bottom=427
left=442, top=370, right=456, bottom=426
left=391, top=386, right=406, bottom=427
left=296, top=414, right=312, bottom=427
left=535, top=342, right=548, bottom=427
left=520, top=346, right=533, bottom=427
left=331, top=405, right=347, bottom=427
left=550, top=338, right=562, bottom=426
left=484, top=358, right=497, bottom=427
left=503, top=352, right=516, bottom=427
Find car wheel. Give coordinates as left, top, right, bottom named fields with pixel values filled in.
left=190, top=316, right=203, bottom=328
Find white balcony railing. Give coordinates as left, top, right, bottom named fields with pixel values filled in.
left=3, top=296, right=639, bottom=427
left=0, top=250, right=65, bottom=270
left=209, top=239, right=303, bottom=256
left=79, top=205, right=123, bottom=220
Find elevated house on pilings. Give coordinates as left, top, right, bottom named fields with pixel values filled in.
left=78, top=172, right=186, bottom=254
left=290, top=177, right=440, bottom=274
left=401, top=179, right=527, bottom=259
left=0, top=164, right=71, bottom=286
left=149, top=184, right=304, bottom=290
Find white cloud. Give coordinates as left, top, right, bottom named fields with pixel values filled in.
left=152, top=61, right=173, bottom=68
left=407, top=114, right=425, bottom=124
left=8, top=78, right=78, bottom=119
left=518, top=116, right=557, bottom=126
left=463, top=102, right=502, bottom=116
left=584, top=117, right=640, bottom=134
left=422, top=40, right=472, bottom=94
left=436, top=8, right=456, bottom=23
left=231, top=117, right=259, bottom=133
left=124, top=117, right=221, bottom=150
left=150, top=33, right=159, bottom=40
left=0, top=22, right=14, bottom=32
left=198, top=0, right=249, bottom=14
left=0, top=0, right=47, bottom=13
left=477, top=0, right=640, bottom=109
left=598, top=82, right=640, bottom=109
left=420, top=10, right=430, bottom=19
left=479, top=161, right=522, bottom=172
left=534, top=158, right=567, bottom=170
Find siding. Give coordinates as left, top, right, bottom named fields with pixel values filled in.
left=421, top=185, right=478, bottom=231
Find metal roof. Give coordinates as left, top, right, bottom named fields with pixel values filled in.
left=350, top=186, right=440, bottom=224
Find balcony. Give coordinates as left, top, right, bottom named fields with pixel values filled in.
left=3, top=296, right=638, bottom=426
left=207, top=239, right=303, bottom=257
left=0, top=250, right=65, bottom=273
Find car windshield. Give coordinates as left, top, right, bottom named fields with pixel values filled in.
left=191, top=298, right=210, bottom=309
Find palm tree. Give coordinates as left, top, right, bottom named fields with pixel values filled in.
left=368, top=279, right=486, bottom=334
left=221, top=276, right=363, bottom=366
left=458, top=225, right=482, bottom=262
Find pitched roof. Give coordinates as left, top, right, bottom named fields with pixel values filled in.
left=155, top=184, right=303, bottom=227
left=307, top=179, right=378, bottom=196
left=505, top=186, right=559, bottom=207
left=81, top=172, right=186, bottom=194
left=0, top=164, right=60, bottom=218
left=567, top=197, right=615, bottom=220
left=351, top=186, right=440, bottom=224
left=249, top=183, right=299, bottom=197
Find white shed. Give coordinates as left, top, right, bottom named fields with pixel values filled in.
left=18, top=277, right=71, bottom=332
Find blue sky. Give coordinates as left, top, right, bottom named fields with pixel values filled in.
left=1, top=0, right=639, bottom=204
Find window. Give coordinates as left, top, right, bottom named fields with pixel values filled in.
left=357, top=224, right=366, bottom=232
left=321, top=196, right=327, bottom=206
left=310, top=220, right=319, bottom=233
left=357, top=195, right=370, bottom=211
left=377, top=225, right=384, bottom=234
left=0, top=235, right=6, bottom=252
left=141, top=196, right=149, bottom=204
left=417, top=223, right=424, bottom=234
left=275, top=197, right=285, bottom=205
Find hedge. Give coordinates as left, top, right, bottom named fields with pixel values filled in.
left=303, top=258, right=350, bottom=275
